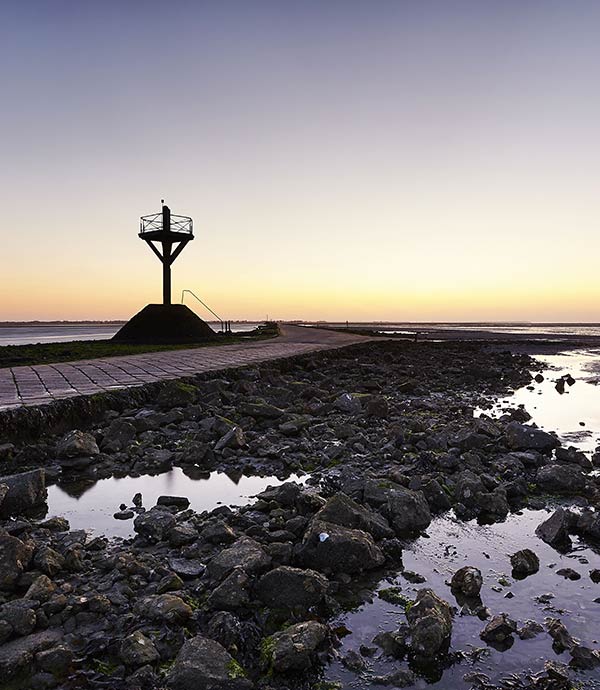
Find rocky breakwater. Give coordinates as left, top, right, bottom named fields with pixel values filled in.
left=1, top=341, right=600, bottom=688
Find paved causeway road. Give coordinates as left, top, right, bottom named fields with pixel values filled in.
left=0, top=325, right=371, bottom=410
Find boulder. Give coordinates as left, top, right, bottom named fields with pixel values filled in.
left=157, top=496, right=190, bottom=510
left=535, top=508, right=574, bottom=551
left=157, top=380, right=198, bottom=408
left=480, top=613, right=517, bottom=646
left=267, top=621, right=329, bottom=673
left=297, top=520, right=384, bottom=574
left=100, top=419, right=137, bottom=453
left=510, top=549, right=540, bottom=578
left=536, top=465, right=589, bottom=495
left=313, top=493, right=393, bottom=539
left=134, top=507, right=177, bottom=543
left=57, top=430, right=99, bottom=458
left=255, top=566, right=328, bottom=610
left=166, top=635, right=252, bottom=690
left=206, top=568, right=250, bottom=610
left=333, top=393, right=362, bottom=415
left=505, top=422, right=559, bottom=452
left=0, top=469, right=47, bottom=518
left=135, top=594, right=193, bottom=625
left=215, top=427, right=246, bottom=451
left=119, top=631, right=160, bottom=668
left=0, top=630, right=62, bottom=684
left=207, top=537, right=271, bottom=581
left=255, top=482, right=301, bottom=507
left=575, top=510, right=600, bottom=543
left=450, top=566, right=483, bottom=598
left=363, top=480, right=431, bottom=535
left=406, top=589, right=453, bottom=658
left=0, top=535, right=33, bottom=590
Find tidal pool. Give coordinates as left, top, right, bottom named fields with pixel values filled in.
left=324, top=508, right=600, bottom=688
left=483, top=348, right=600, bottom=453
left=45, top=468, right=306, bottom=538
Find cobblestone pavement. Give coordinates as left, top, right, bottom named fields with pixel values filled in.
left=0, top=325, right=372, bottom=410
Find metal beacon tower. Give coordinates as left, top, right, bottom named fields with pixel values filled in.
left=112, top=201, right=216, bottom=344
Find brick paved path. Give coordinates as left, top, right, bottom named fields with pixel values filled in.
left=0, top=326, right=371, bottom=410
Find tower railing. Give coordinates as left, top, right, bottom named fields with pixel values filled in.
left=140, top=213, right=193, bottom=235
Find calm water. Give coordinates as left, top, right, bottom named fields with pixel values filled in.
left=46, top=468, right=306, bottom=538
left=0, top=322, right=261, bottom=346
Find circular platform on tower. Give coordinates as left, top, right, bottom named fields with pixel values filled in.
left=112, top=304, right=217, bottom=344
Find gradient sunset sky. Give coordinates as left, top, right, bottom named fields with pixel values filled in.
left=2, top=1, right=599, bottom=322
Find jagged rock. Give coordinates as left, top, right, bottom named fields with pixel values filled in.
left=556, top=567, right=580, bottom=580
left=421, top=479, right=451, bottom=513
left=505, top=422, right=559, bottom=452
left=168, top=558, right=205, bottom=579
left=518, top=620, right=544, bottom=640
left=575, top=510, right=600, bottom=543
left=453, top=471, right=509, bottom=519
left=313, top=493, right=393, bottom=539
left=120, top=631, right=160, bottom=668
left=510, top=549, right=540, bottom=578
left=156, top=380, right=198, bottom=409
left=0, top=469, right=47, bottom=518
left=333, top=393, right=362, bottom=415
left=0, top=535, right=33, bottom=590
left=24, top=575, right=56, bottom=602
left=135, top=594, right=193, bottom=625
left=406, top=588, right=453, bottom=658
left=372, top=626, right=409, bottom=658
left=57, top=430, right=99, bottom=458
left=547, top=618, right=576, bottom=653
left=0, top=630, right=62, bottom=684
left=371, top=669, right=417, bottom=687
left=240, top=401, right=283, bottom=419
left=166, top=635, right=252, bottom=689
left=255, top=482, right=301, bottom=507
left=297, top=520, right=384, bottom=574
left=255, top=566, right=328, bottom=610
left=206, top=568, right=250, bottom=610
left=0, top=600, right=36, bottom=636
left=101, top=419, right=137, bottom=453
left=207, top=611, right=243, bottom=652
left=535, top=508, right=574, bottom=551
left=480, top=613, right=517, bottom=645
left=363, top=480, right=431, bottom=535
left=134, top=507, right=177, bottom=543
left=555, top=446, right=592, bottom=469
left=35, top=645, right=73, bottom=677
left=267, top=621, right=329, bottom=672
left=215, top=426, right=246, bottom=451
left=157, top=495, right=190, bottom=510
left=207, top=537, right=271, bottom=580
left=450, top=566, right=483, bottom=597
left=536, top=465, right=589, bottom=495
left=570, top=645, right=600, bottom=669
left=33, top=546, right=65, bottom=576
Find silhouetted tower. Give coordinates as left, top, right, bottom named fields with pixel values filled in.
left=139, top=201, right=194, bottom=305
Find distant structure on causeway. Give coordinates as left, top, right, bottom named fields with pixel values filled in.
left=112, top=201, right=216, bottom=344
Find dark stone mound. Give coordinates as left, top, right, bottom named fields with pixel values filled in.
left=112, top=304, right=217, bottom=344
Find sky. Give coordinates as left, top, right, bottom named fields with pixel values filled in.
left=1, top=0, right=599, bottom=322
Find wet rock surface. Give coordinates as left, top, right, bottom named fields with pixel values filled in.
left=0, top=340, right=600, bottom=689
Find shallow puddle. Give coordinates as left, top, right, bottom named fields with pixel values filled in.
left=324, top=508, right=600, bottom=688
left=484, top=348, right=600, bottom=452
left=45, top=468, right=306, bottom=538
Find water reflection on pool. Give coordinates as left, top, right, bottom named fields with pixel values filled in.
left=483, top=348, right=600, bottom=452
left=46, top=468, right=306, bottom=538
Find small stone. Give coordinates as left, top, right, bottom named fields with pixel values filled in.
left=120, top=631, right=160, bottom=668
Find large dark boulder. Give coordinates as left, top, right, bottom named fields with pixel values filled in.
left=207, top=537, right=271, bottom=581
left=535, top=508, right=575, bottom=551
left=510, top=549, right=540, bottom=578
left=313, top=493, right=393, bottom=539
left=0, top=469, right=47, bottom=518
left=297, top=520, right=384, bottom=574
left=363, top=480, right=431, bottom=535
left=0, top=535, right=33, bottom=590
left=133, top=507, right=177, bottom=543
left=536, top=465, right=589, bottom=495
left=267, top=621, right=329, bottom=673
left=255, top=566, right=328, bottom=610
left=406, top=589, right=453, bottom=658
left=56, top=430, right=99, bottom=458
left=505, top=422, right=559, bottom=452
left=166, top=635, right=252, bottom=690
